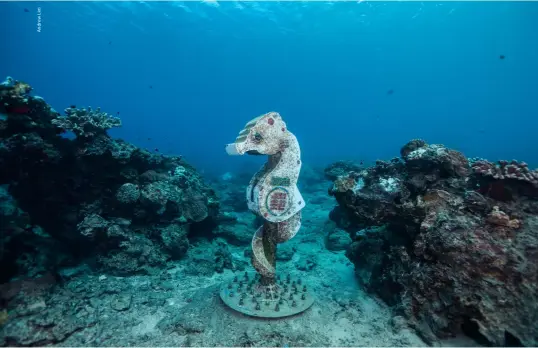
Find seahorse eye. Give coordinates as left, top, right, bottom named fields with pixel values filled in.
left=253, top=132, right=263, bottom=142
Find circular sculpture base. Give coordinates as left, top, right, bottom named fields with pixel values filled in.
left=220, top=271, right=314, bottom=318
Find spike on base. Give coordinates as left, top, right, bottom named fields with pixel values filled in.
left=220, top=271, right=314, bottom=318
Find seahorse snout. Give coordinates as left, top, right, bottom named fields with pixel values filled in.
left=225, top=142, right=241, bottom=156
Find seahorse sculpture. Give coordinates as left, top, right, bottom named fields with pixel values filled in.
left=226, top=112, right=304, bottom=286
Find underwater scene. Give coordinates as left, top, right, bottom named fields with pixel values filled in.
left=1, top=1, right=538, bottom=346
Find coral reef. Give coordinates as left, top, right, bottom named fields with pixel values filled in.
left=471, top=158, right=538, bottom=186
left=0, top=76, right=429, bottom=347
left=0, top=76, right=219, bottom=282
left=0, top=143, right=426, bottom=347
left=51, top=106, right=121, bottom=138
left=327, top=139, right=538, bottom=346
left=2, top=74, right=535, bottom=347
left=470, top=158, right=538, bottom=199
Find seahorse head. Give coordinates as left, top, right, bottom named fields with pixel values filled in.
left=225, top=112, right=289, bottom=156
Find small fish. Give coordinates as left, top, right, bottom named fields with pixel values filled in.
left=108, top=41, right=112, bottom=45
left=116, top=111, right=120, bottom=116
left=149, top=85, right=153, bottom=89
left=387, top=89, right=394, bottom=95
left=70, top=104, right=76, bottom=108
left=154, top=148, right=159, bottom=152
left=499, top=55, right=505, bottom=60
left=360, top=160, right=364, bottom=165
left=23, top=8, right=29, bottom=12
left=147, top=137, right=152, bottom=141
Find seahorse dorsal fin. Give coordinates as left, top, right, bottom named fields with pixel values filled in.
left=245, top=115, right=264, bottom=128
left=235, top=135, right=247, bottom=143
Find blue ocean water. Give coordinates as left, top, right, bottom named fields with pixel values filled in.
left=2, top=1, right=538, bottom=175
left=2, top=3, right=538, bottom=345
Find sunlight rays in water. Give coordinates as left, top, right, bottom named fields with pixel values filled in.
left=29, top=1, right=461, bottom=41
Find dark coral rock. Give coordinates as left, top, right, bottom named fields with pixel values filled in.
left=0, top=185, right=67, bottom=282
left=345, top=226, right=391, bottom=294
left=140, top=181, right=181, bottom=215
left=160, top=223, right=189, bottom=260
left=96, top=234, right=168, bottom=276
left=115, top=183, right=140, bottom=204
left=181, top=187, right=210, bottom=222
left=328, top=161, right=411, bottom=229
left=0, top=273, right=89, bottom=346
left=0, top=79, right=60, bottom=140
left=77, top=213, right=109, bottom=239
left=400, top=138, right=426, bottom=158
left=463, top=190, right=490, bottom=214
left=0, top=77, right=220, bottom=280
left=328, top=140, right=538, bottom=346
left=403, top=141, right=470, bottom=178
left=139, top=169, right=168, bottom=184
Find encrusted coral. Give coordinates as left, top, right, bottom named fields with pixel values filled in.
left=115, top=183, right=140, bottom=204
left=402, top=140, right=470, bottom=177
left=160, top=223, right=190, bottom=259
left=328, top=139, right=538, bottom=346
left=486, top=205, right=520, bottom=228
left=331, top=172, right=364, bottom=194
left=0, top=76, right=32, bottom=100
left=0, top=77, right=59, bottom=137
left=399, top=138, right=426, bottom=158
left=77, top=213, right=109, bottom=238
left=51, top=106, right=121, bottom=138
left=471, top=158, right=538, bottom=186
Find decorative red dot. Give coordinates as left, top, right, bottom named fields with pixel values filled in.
left=282, top=127, right=286, bottom=132
left=268, top=118, right=274, bottom=125
left=264, top=213, right=268, bottom=217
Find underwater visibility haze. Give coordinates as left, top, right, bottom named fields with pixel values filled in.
left=1, top=1, right=538, bottom=347
left=3, top=1, right=538, bottom=171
